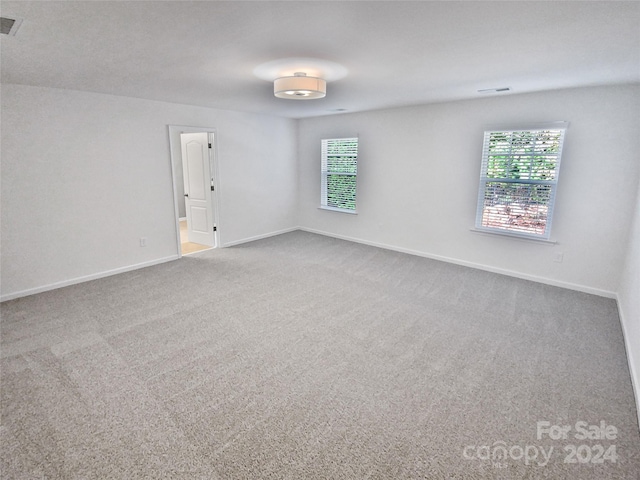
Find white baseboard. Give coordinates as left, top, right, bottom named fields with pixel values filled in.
left=221, top=227, right=299, bottom=248
left=615, top=293, right=640, bottom=431
left=298, top=227, right=617, bottom=299
left=1, top=227, right=296, bottom=301
left=0, top=255, right=179, bottom=302
left=3, top=227, right=617, bottom=301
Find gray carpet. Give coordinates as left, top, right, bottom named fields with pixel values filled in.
left=1, top=230, right=639, bottom=479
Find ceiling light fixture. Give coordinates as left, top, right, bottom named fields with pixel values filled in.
left=274, top=72, right=326, bottom=100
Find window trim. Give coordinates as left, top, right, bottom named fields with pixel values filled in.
left=320, top=137, right=359, bottom=214
left=318, top=205, right=358, bottom=215
left=474, top=123, right=568, bottom=241
left=469, top=227, right=557, bottom=244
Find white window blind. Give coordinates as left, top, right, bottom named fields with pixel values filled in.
left=475, top=124, right=567, bottom=240
left=321, top=137, right=358, bottom=213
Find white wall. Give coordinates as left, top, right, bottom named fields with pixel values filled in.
left=2, top=83, right=637, bottom=302
left=298, top=85, right=640, bottom=296
left=0, top=84, right=297, bottom=300
left=618, top=178, right=640, bottom=424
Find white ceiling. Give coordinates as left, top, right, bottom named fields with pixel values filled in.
left=1, top=1, right=639, bottom=119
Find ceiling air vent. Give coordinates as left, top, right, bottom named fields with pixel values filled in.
left=1, top=16, right=23, bottom=36
left=478, top=87, right=511, bottom=94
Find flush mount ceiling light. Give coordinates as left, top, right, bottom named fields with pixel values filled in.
left=254, top=58, right=347, bottom=102
left=274, top=72, right=326, bottom=100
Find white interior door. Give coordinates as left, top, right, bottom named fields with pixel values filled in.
left=180, top=132, right=215, bottom=247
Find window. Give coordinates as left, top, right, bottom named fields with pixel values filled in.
left=475, top=124, right=567, bottom=240
left=321, top=137, right=358, bottom=213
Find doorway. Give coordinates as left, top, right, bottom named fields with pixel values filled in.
left=179, top=219, right=211, bottom=254
left=168, top=126, right=220, bottom=257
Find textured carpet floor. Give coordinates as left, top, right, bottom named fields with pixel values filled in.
left=1, top=231, right=639, bottom=479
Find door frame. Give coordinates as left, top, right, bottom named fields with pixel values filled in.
left=168, top=125, right=220, bottom=257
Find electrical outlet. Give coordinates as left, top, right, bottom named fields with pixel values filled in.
left=553, top=252, right=564, bottom=263
left=140, top=237, right=147, bottom=247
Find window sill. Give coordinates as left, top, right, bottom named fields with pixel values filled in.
left=470, top=228, right=557, bottom=245
left=319, top=206, right=358, bottom=215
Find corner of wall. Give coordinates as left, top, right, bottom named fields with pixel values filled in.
left=616, top=293, right=640, bottom=431
left=615, top=177, right=640, bottom=431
